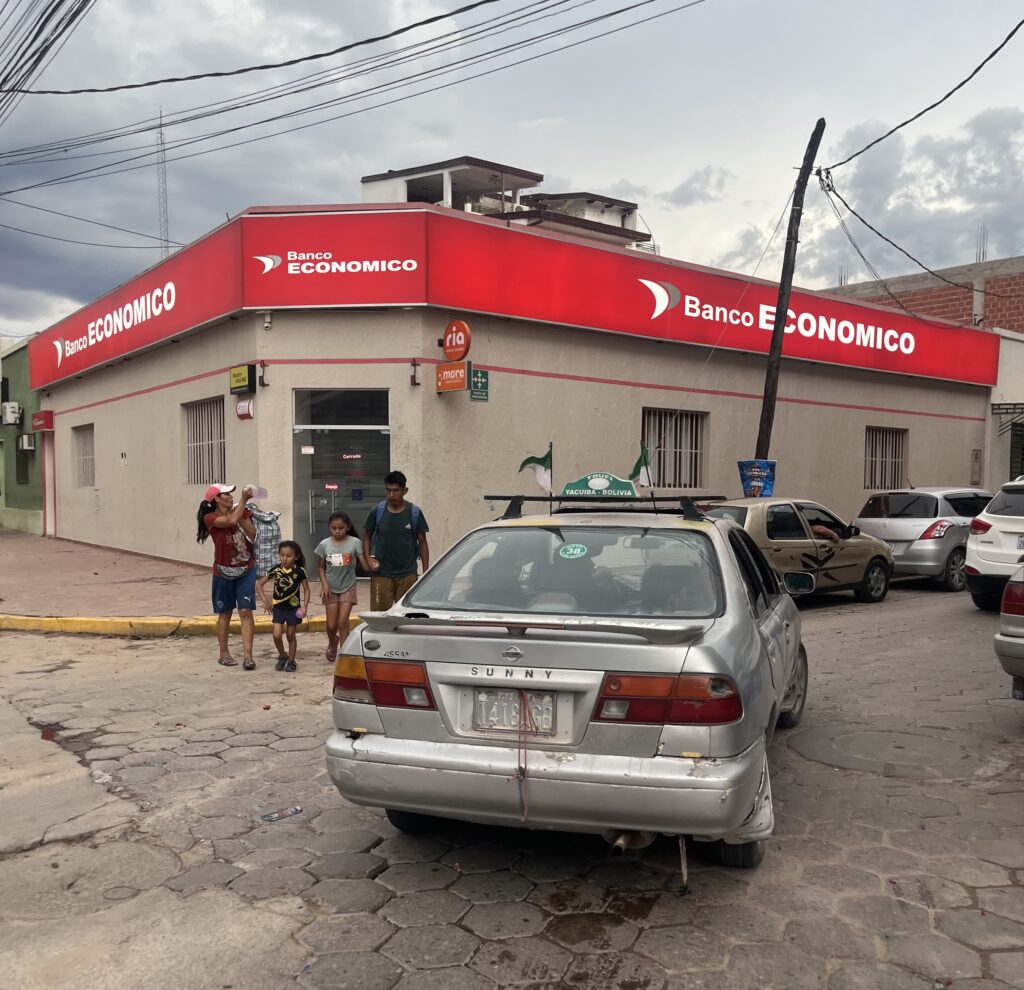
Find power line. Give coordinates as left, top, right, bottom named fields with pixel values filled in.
left=1, top=0, right=510, bottom=94
left=826, top=14, right=1024, bottom=170
left=0, top=0, right=709, bottom=196
left=0, top=219, right=166, bottom=247
left=0, top=194, right=181, bottom=242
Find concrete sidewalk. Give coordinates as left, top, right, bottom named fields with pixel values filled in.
left=0, top=530, right=370, bottom=636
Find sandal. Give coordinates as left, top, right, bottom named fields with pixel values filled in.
left=242, top=656, right=256, bottom=671
left=217, top=655, right=238, bottom=666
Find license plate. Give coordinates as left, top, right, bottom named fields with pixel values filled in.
left=474, top=689, right=556, bottom=734
left=1017, top=535, right=1024, bottom=550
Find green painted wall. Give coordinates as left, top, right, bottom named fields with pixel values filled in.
left=0, top=344, right=43, bottom=512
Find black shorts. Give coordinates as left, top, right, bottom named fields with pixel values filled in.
left=272, top=604, right=301, bottom=626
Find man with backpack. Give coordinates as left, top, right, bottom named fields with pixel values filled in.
left=363, top=470, right=430, bottom=610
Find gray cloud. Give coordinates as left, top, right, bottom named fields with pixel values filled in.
left=663, top=166, right=734, bottom=208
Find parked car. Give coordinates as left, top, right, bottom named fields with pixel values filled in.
left=703, top=497, right=894, bottom=603
left=326, top=503, right=815, bottom=868
left=993, top=565, right=1024, bottom=702
left=966, top=481, right=1024, bottom=610
left=852, top=487, right=992, bottom=592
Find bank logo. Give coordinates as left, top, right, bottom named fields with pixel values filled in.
left=53, top=339, right=63, bottom=367
left=254, top=254, right=282, bottom=274
left=638, top=278, right=682, bottom=320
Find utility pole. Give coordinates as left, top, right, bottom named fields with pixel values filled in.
left=754, top=117, right=826, bottom=460
left=156, top=108, right=170, bottom=260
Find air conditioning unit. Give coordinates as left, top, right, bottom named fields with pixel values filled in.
left=17, top=433, right=35, bottom=452
left=1, top=401, right=21, bottom=425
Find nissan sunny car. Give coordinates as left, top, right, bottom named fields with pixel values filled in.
left=325, top=504, right=813, bottom=869
left=703, top=497, right=894, bottom=603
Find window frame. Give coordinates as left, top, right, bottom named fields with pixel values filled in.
left=72, top=423, right=95, bottom=488
left=728, top=530, right=770, bottom=617
left=864, top=426, right=908, bottom=490
left=766, top=502, right=812, bottom=541
left=641, top=407, right=707, bottom=489
left=183, top=396, right=226, bottom=487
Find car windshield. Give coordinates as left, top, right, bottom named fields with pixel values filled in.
left=857, top=493, right=938, bottom=519
left=704, top=505, right=747, bottom=525
left=987, top=488, right=1024, bottom=517
left=405, top=525, right=723, bottom=618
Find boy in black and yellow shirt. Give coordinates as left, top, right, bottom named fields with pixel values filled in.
left=257, top=541, right=311, bottom=672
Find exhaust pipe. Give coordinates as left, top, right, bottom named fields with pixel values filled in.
left=603, top=830, right=657, bottom=855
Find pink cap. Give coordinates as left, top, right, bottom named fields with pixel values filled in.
left=204, top=484, right=235, bottom=501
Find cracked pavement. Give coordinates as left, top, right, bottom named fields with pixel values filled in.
left=0, top=583, right=1022, bottom=990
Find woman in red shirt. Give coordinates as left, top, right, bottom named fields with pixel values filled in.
left=196, top=484, right=257, bottom=668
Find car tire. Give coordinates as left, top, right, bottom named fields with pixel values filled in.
left=776, top=645, right=808, bottom=729
left=854, top=558, right=889, bottom=603
left=971, top=591, right=1001, bottom=612
left=706, top=839, right=765, bottom=869
left=940, top=548, right=967, bottom=592
left=385, top=808, right=434, bottom=834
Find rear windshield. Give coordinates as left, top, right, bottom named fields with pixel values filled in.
left=405, top=526, right=723, bottom=618
left=857, top=493, right=938, bottom=519
left=986, top=488, right=1024, bottom=517
left=703, top=505, right=747, bottom=525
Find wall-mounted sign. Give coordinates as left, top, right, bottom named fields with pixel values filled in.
left=470, top=368, right=489, bottom=402
left=342, top=453, right=363, bottom=460
left=437, top=360, right=470, bottom=393
left=301, top=445, right=315, bottom=455
left=443, top=319, right=472, bottom=361
left=991, top=403, right=1024, bottom=415
left=235, top=398, right=254, bottom=419
left=560, top=473, right=637, bottom=497
left=31, top=409, right=54, bottom=432
left=229, top=364, right=256, bottom=394
left=325, top=483, right=339, bottom=491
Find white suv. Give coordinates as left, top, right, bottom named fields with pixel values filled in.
left=965, top=481, right=1024, bottom=610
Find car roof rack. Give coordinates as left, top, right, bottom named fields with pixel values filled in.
left=483, top=494, right=725, bottom=523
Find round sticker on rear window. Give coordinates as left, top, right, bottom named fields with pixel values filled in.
left=559, top=543, right=588, bottom=559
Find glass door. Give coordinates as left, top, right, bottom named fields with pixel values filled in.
left=292, top=390, right=390, bottom=571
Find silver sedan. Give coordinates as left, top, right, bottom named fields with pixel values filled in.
left=325, top=507, right=813, bottom=868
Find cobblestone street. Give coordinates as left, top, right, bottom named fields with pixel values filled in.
left=1, top=583, right=1022, bottom=990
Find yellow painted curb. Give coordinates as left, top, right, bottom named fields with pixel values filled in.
left=0, top=613, right=362, bottom=638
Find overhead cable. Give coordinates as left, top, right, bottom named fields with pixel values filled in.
left=0, top=219, right=167, bottom=247
left=0, top=194, right=182, bottom=242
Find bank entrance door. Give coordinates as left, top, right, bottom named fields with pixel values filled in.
left=292, top=390, right=390, bottom=571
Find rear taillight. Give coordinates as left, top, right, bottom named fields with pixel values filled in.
left=594, top=672, right=742, bottom=726
left=919, top=520, right=952, bottom=540
left=1002, top=580, right=1024, bottom=616
left=333, top=657, right=436, bottom=709
left=970, top=518, right=992, bottom=535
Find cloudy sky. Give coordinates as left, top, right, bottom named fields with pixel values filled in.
left=1, top=0, right=1022, bottom=338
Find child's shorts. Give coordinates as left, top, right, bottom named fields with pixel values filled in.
left=325, top=587, right=358, bottom=605
left=272, top=604, right=301, bottom=626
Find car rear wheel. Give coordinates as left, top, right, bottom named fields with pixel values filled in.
left=705, top=839, right=765, bottom=869
left=776, top=645, right=808, bottom=729
left=385, top=809, right=435, bottom=834
left=854, top=558, right=889, bottom=603
left=971, top=591, right=1001, bottom=612
left=940, top=547, right=967, bottom=592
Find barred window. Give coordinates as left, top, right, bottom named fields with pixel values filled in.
left=184, top=397, right=226, bottom=486
left=642, top=408, right=706, bottom=488
left=864, top=426, right=907, bottom=489
left=73, top=424, right=95, bottom=487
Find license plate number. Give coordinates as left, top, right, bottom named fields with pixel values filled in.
left=1017, top=536, right=1024, bottom=550
left=474, top=689, right=556, bottom=734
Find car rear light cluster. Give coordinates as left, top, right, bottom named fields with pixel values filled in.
left=1002, top=578, right=1024, bottom=616
left=333, top=656, right=436, bottom=710
left=970, top=518, right=992, bottom=535
left=919, top=520, right=953, bottom=540
left=593, top=672, right=742, bottom=725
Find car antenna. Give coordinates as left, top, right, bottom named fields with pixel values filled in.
left=907, top=477, right=915, bottom=489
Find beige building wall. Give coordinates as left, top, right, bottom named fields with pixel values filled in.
left=42, top=307, right=989, bottom=566
left=986, top=329, right=1024, bottom=488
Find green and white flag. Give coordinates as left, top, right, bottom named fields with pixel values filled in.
left=629, top=445, right=653, bottom=489
left=518, top=447, right=552, bottom=493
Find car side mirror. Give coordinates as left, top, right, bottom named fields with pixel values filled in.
left=782, top=571, right=816, bottom=596
left=847, top=525, right=860, bottom=538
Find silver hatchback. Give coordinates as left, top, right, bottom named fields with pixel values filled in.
left=853, top=488, right=992, bottom=591
left=326, top=505, right=813, bottom=868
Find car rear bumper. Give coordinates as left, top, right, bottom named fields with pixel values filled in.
left=890, top=541, right=955, bottom=577
left=966, top=572, right=1010, bottom=596
left=994, top=633, right=1024, bottom=678
left=325, top=731, right=766, bottom=838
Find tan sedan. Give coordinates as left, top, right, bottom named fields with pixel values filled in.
left=703, top=498, right=894, bottom=603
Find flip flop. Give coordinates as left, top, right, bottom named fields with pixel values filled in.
left=217, top=655, right=238, bottom=667
left=242, top=657, right=256, bottom=670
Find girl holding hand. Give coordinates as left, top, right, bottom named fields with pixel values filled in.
left=316, top=512, right=371, bottom=662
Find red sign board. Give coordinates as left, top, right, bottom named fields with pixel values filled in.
left=31, top=409, right=54, bottom=432
left=27, top=205, right=1000, bottom=390
left=436, top=360, right=470, bottom=392
left=443, top=319, right=472, bottom=361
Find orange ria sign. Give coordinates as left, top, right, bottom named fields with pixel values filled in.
left=436, top=360, right=470, bottom=392
left=443, top=319, right=472, bottom=361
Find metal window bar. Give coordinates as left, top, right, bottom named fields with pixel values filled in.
left=642, top=408, right=705, bottom=488
left=864, top=427, right=905, bottom=489
left=184, top=398, right=225, bottom=485
left=73, top=425, right=95, bottom=487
